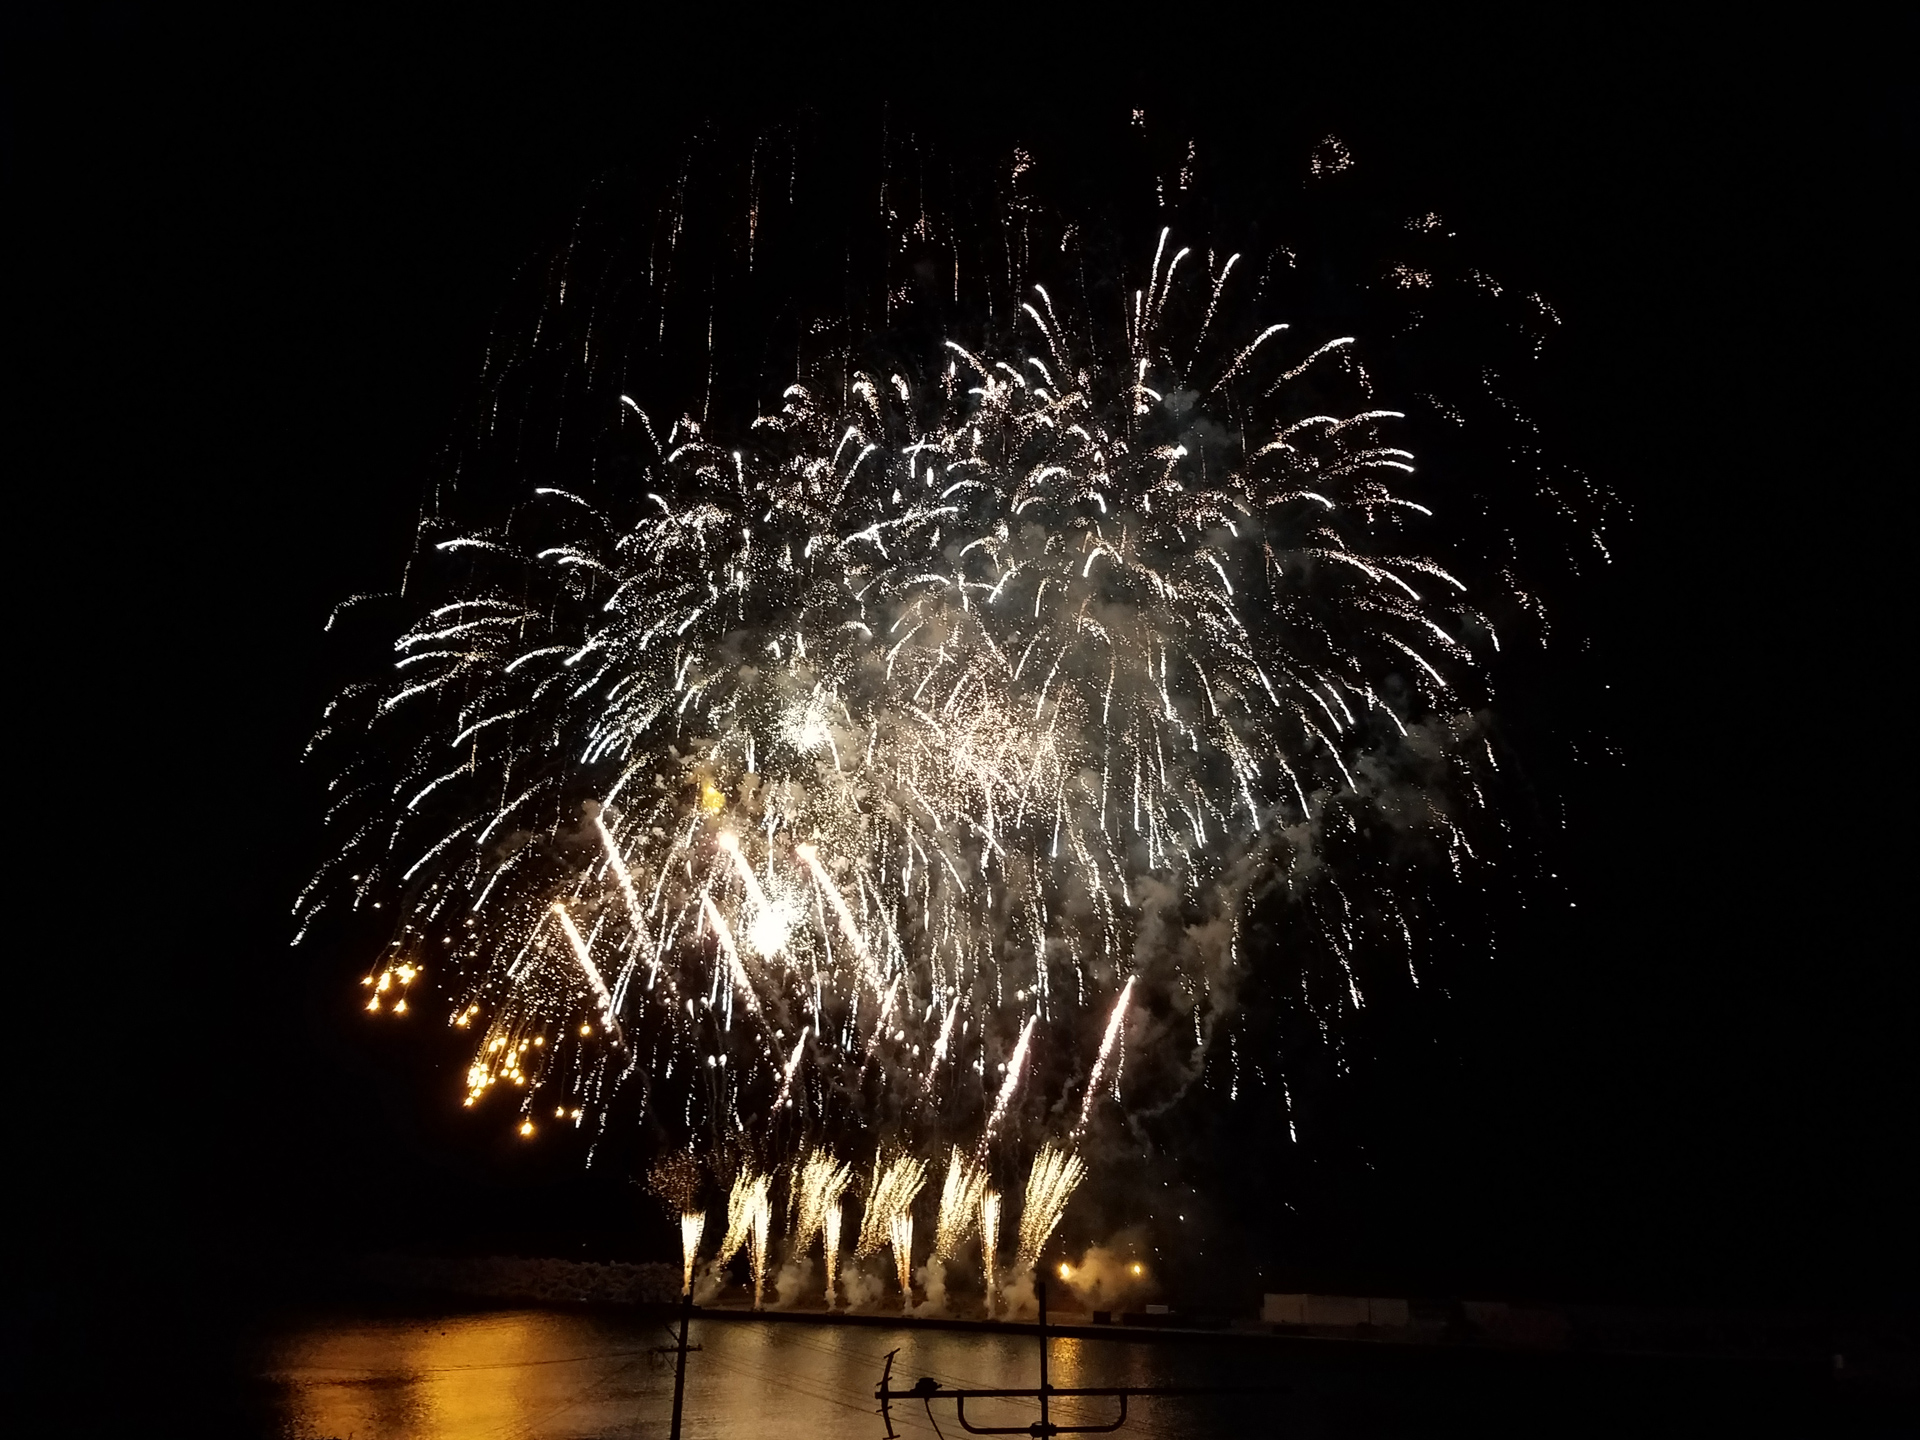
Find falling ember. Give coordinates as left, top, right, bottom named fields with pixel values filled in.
left=679, top=1211, right=705, bottom=1296
left=1075, top=977, right=1135, bottom=1138
left=1016, top=1144, right=1087, bottom=1272
left=933, top=1147, right=989, bottom=1260
left=980, top=1190, right=1002, bottom=1318
left=889, top=1213, right=915, bottom=1312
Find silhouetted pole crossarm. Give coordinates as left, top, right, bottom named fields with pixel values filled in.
left=874, top=1280, right=1286, bottom=1438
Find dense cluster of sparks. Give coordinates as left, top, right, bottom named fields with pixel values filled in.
left=1016, top=1144, right=1088, bottom=1271
left=652, top=1142, right=1080, bottom=1312
left=307, top=136, right=1583, bottom=1294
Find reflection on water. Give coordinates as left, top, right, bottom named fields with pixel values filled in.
left=258, top=1308, right=1263, bottom=1439
left=251, top=1302, right=1837, bottom=1439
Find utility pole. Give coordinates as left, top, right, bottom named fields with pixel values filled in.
left=1037, top=1277, right=1051, bottom=1437
left=669, top=1284, right=693, bottom=1440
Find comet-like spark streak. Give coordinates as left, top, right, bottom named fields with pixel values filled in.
left=312, top=157, right=1595, bottom=1262
left=925, top=1001, right=961, bottom=1092
left=772, top=1026, right=809, bottom=1111
left=1076, top=977, right=1135, bottom=1138
left=550, top=903, right=614, bottom=1029
left=978, top=1014, right=1038, bottom=1161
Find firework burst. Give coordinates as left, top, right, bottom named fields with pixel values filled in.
left=306, top=127, right=1605, bottom=1274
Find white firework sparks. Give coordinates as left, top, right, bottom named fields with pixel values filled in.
left=1016, top=1143, right=1087, bottom=1272
left=309, top=131, right=1601, bottom=1260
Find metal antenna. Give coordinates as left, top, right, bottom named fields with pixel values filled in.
left=875, top=1270, right=1287, bottom=1437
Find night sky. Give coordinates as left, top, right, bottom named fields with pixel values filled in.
left=18, top=11, right=1910, bottom=1333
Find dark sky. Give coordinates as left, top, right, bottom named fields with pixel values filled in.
left=19, top=11, right=1910, bottom=1318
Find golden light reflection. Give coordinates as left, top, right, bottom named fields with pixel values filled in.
left=268, top=1311, right=600, bottom=1439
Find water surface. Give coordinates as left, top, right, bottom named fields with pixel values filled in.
left=246, top=1303, right=1841, bottom=1438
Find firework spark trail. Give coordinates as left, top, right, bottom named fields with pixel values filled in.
left=550, top=903, right=615, bottom=1030
left=864, top=976, right=902, bottom=1061
left=823, top=1199, right=844, bottom=1309
left=720, top=1171, right=770, bottom=1266
left=1075, top=977, right=1135, bottom=1138
left=594, top=812, right=653, bottom=953
left=1016, top=1144, right=1087, bottom=1272
left=791, top=1147, right=852, bottom=1252
left=977, top=1014, right=1037, bottom=1160
left=980, top=1189, right=1002, bottom=1317
left=856, top=1154, right=927, bottom=1259
left=679, top=1211, right=705, bottom=1296
left=749, top=1186, right=772, bottom=1310
left=924, top=1002, right=960, bottom=1091
left=888, top=1213, right=916, bottom=1311
left=716, top=830, right=792, bottom=960
left=933, top=1146, right=990, bottom=1260
left=701, top=894, right=762, bottom=1018
left=794, top=841, right=881, bottom=992
left=772, top=1026, right=809, bottom=1110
